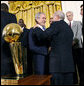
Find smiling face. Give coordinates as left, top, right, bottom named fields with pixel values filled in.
left=36, top=14, right=46, bottom=27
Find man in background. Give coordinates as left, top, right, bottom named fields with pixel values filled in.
left=80, top=4, right=84, bottom=85
left=66, top=11, right=82, bottom=84
left=18, top=19, right=33, bottom=75
left=1, top=3, right=17, bottom=76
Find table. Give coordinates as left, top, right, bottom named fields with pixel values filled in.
left=1, top=75, right=52, bottom=85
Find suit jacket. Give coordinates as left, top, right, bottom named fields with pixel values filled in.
left=70, top=21, right=82, bottom=48
left=20, top=28, right=29, bottom=47
left=82, top=18, right=83, bottom=35
left=29, top=28, right=48, bottom=56
left=82, top=18, right=83, bottom=46
left=1, top=11, right=17, bottom=31
left=1, top=11, right=17, bottom=76
left=33, top=20, right=75, bottom=73
left=19, top=28, right=33, bottom=75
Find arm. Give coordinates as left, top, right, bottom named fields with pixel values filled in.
left=33, top=22, right=59, bottom=41
left=73, top=21, right=82, bottom=47
left=76, top=21, right=82, bottom=40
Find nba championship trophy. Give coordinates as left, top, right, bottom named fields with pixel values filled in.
left=2, top=23, right=27, bottom=79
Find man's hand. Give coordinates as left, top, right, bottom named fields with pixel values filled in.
left=33, top=24, right=40, bottom=28
left=48, top=47, right=51, bottom=53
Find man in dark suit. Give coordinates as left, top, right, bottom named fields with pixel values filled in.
left=29, top=12, right=49, bottom=75
left=18, top=19, right=33, bottom=75
left=33, top=11, right=75, bottom=85
left=80, top=4, right=84, bottom=85
left=1, top=3, right=17, bottom=76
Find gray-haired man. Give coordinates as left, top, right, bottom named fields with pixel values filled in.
left=66, top=11, right=83, bottom=84
left=29, top=12, right=49, bottom=75
left=33, top=11, right=75, bottom=85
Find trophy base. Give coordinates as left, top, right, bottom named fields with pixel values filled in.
left=1, top=74, right=29, bottom=80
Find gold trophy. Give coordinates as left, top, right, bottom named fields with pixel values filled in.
left=2, top=23, right=27, bottom=79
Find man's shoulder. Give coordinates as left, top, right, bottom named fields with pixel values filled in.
left=50, top=20, right=64, bottom=28
left=8, top=12, right=16, bottom=17
left=34, top=27, right=43, bottom=31
left=51, top=20, right=64, bottom=25
left=2, top=11, right=16, bottom=20
left=32, top=27, right=44, bottom=35
left=1, top=11, right=15, bottom=16
left=73, top=21, right=82, bottom=24
left=24, top=28, right=29, bottom=31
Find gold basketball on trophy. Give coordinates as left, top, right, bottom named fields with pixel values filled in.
left=2, top=23, right=23, bottom=43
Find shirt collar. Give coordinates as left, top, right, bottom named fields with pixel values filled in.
left=22, top=27, right=24, bottom=30
left=70, top=20, right=74, bottom=25
left=37, top=24, right=45, bottom=31
left=68, top=20, right=74, bottom=26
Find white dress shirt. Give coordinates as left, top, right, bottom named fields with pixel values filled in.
left=68, top=20, right=74, bottom=27
left=37, top=24, right=46, bottom=31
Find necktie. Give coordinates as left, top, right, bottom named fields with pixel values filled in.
left=43, top=27, right=46, bottom=31
left=69, top=22, right=71, bottom=27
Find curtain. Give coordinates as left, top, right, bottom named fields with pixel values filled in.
left=9, top=1, right=62, bottom=29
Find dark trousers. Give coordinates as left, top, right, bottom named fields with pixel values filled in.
left=72, top=48, right=84, bottom=85
left=26, top=53, right=33, bottom=75
left=51, top=73, right=73, bottom=85
left=80, top=48, right=84, bottom=85
left=45, top=54, right=49, bottom=75
left=33, top=55, right=45, bottom=75
left=72, top=48, right=79, bottom=84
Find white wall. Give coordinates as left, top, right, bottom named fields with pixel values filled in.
left=62, top=1, right=83, bottom=22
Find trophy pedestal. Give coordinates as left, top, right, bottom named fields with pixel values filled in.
left=1, top=75, right=52, bottom=85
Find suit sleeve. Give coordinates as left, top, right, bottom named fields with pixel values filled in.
left=76, top=21, right=82, bottom=40
left=33, top=22, right=59, bottom=41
